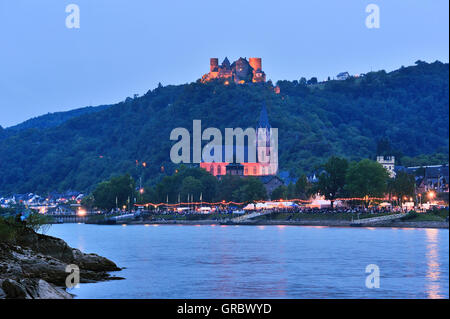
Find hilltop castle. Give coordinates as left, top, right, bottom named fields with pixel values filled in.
left=201, top=57, right=266, bottom=84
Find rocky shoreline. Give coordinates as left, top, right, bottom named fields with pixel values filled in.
left=0, top=228, right=122, bottom=299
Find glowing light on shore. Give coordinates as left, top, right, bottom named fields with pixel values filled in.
left=77, top=209, right=87, bottom=217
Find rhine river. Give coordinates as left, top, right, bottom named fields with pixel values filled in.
left=47, top=224, right=449, bottom=299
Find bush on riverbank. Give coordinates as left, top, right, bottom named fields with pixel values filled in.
left=0, top=214, right=51, bottom=243
left=0, top=217, right=18, bottom=242
left=401, top=209, right=449, bottom=222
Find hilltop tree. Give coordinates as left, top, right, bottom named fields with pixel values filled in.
left=307, top=77, right=318, bottom=85
left=317, top=157, right=349, bottom=208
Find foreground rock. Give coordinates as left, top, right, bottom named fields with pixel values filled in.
left=0, top=228, right=122, bottom=299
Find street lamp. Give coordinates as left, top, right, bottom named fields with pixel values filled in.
left=392, top=196, right=397, bottom=207
left=417, top=193, right=422, bottom=210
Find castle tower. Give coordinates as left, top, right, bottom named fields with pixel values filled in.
left=210, top=58, right=219, bottom=72
left=249, top=57, right=266, bottom=82
left=249, top=57, right=262, bottom=71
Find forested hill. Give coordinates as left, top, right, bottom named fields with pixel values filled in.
left=4, top=105, right=110, bottom=132
left=0, top=60, right=448, bottom=194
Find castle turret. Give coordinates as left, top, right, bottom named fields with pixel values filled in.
left=210, top=58, right=219, bottom=72
left=249, top=57, right=262, bottom=71
left=249, top=57, right=266, bottom=83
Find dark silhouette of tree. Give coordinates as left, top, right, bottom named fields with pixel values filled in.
left=317, top=157, right=349, bottom=208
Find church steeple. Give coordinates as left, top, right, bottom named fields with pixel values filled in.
left=257, top=103, right=271, bottom=152
left=258, top=104, right=271, bottom=132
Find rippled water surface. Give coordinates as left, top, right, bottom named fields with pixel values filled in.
left=47, top=224, right=449, bottom=299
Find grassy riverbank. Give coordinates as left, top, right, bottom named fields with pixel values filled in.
left=123, top=209, right=449, bottom=229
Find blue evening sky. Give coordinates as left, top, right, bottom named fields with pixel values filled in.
left=0, top=0, right=448, bottom=127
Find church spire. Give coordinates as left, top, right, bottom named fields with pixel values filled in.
left=258, top=103, right=271, bottom=131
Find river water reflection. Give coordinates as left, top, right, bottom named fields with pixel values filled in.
left=47, top=224, right=449, bottom=299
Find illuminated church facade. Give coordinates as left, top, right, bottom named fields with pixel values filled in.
left=200, top=105, right=278, bottom=177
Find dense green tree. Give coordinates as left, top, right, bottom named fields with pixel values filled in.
left=92, top=174, right=135, bottom=210
left=376, top=137, right=392, bottom=156
left=388, top=171, right=416, bottom=204
left=181, top=176, right=203, bottom=202
left=217, top=175, right=243, bottom=202
left=295, top=174, right=312, bottom=199
left=317, top=157, right=349, bottom=208
left=271, top=185, right=288, bottom=200
left=307, top=77, right=318, bottom=85
left=232, top=177, right=267, bottom=202
left=81, top=194, right=95, bottom=210
left=286, top=183, right=296, bottom=199
left=345, top=159, right=390, bottom=206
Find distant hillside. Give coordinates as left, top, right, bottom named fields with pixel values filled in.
left=5, top=105, right=110, bottom=132
left=0, top=60, right=448, bottom=194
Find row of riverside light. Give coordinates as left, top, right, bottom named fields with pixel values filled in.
left=134, top=196, right=399, bottom=208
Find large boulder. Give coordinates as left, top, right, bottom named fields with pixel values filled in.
left=16, top=230, right=120, bottom=272
left=0, top=278, right=72, bottom=299
left=0, top=229, right=122, bottom=299
left=1, top=279, right=28, bottom=299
